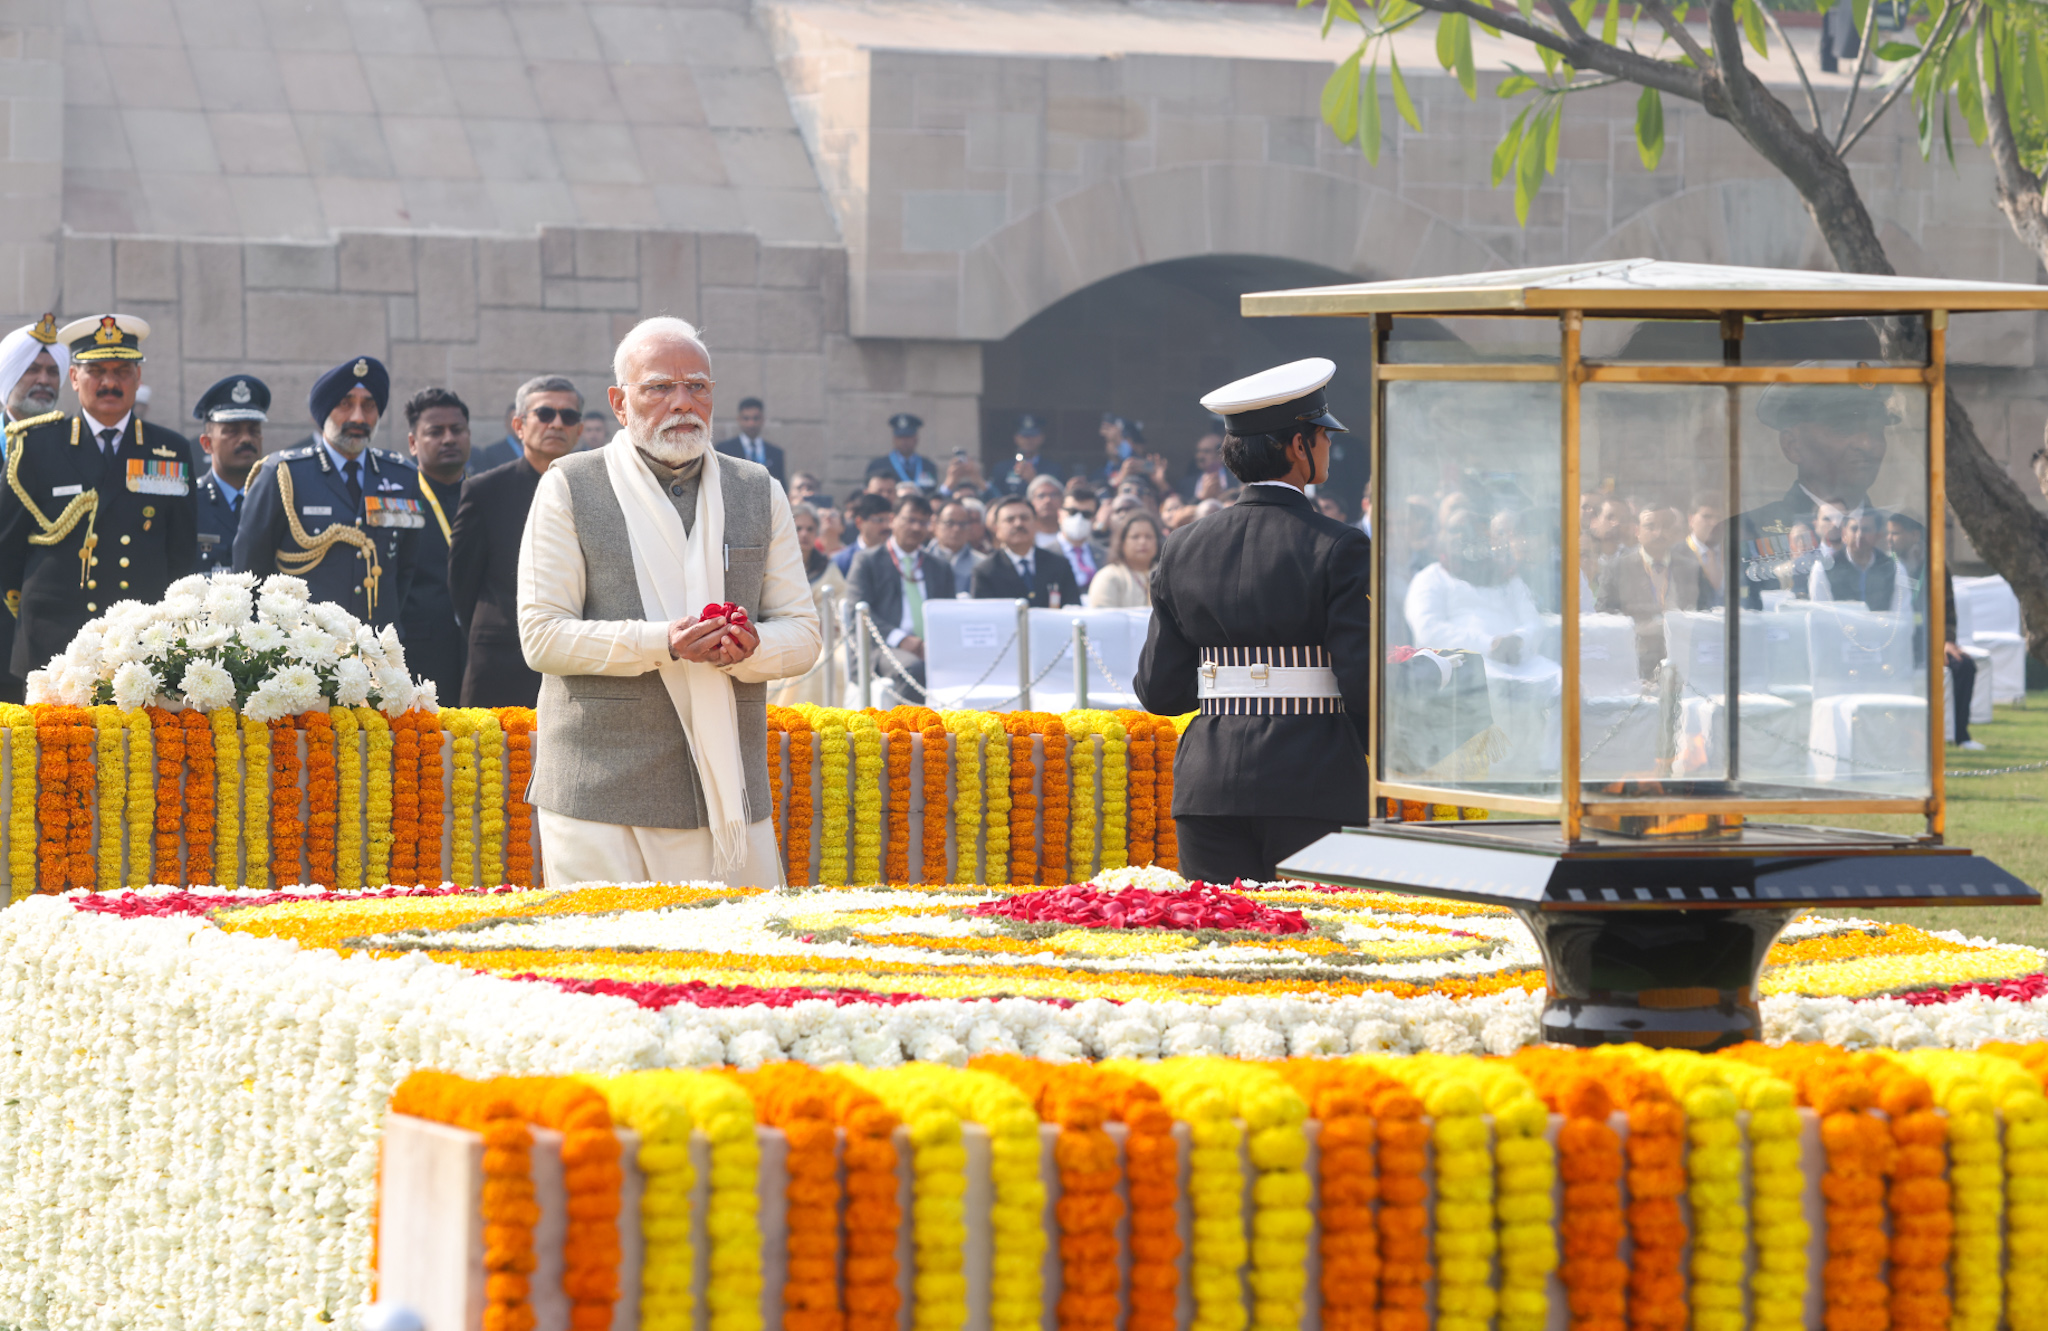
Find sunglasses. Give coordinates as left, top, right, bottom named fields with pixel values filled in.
left=528, top=406, right=583, bottom=426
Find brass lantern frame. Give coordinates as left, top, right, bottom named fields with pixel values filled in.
left=1234, top=259, right=2048, bottom=846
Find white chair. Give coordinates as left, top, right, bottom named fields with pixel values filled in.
left=1672, top=692, right=1806, bottom=779
left=1578, top=613, right=1661, bottom=780
left=1956, top=575, right=2026, bottom=704
left=1805, top=603, right=1927, bottom=786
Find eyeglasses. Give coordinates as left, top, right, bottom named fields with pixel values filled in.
left=527, top=406, right=583, bottom=426
left=622, top=378, right=715, bottom=401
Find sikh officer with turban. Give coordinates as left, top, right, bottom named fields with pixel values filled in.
left=235, top=355, right=427, bottom=632
left=0, top=313, right=199, bottom=691
left=0, top=315, right=68, bottom=441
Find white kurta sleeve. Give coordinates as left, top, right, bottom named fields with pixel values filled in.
left=724, top=477, right=822, bottom=684
left=517, top=465, right=674, bottom=675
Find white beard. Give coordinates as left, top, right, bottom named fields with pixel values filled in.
left=630, top=411, right=710, bottom=467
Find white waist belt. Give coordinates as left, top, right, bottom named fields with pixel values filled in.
left=1198, top=662, right=1343, bottom=699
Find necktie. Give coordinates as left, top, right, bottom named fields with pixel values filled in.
left=901, top=557, right=925, bottom=638
left=98, top=429, right=119, bottom=455
left=344, top=460, right=363, bottom=513
left=98, top=429, right=123, bottom=487
left=1018, top=555, right=1034, bottom=584
left=750, top=439, right=764, bottom=466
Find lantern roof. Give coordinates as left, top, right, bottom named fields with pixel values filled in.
left=1240, top=258, right=2048, bottom=320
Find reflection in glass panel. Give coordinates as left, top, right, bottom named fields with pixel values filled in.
left=1382, top=380, right=1563, bottom=801
left=1732, top=380, right=1930, bottom=797
left=1580, top=316, right=1919, bottom=366
left=1383, top=317, right=1562, bottom=364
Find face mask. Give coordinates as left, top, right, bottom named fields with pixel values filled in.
left=1060, top=512, right=1094, bottom=542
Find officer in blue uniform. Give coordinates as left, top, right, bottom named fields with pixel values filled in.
left=233, top=355, right=425, bottom=630
left=0, top=313, right=198, bottom=686
left=190, top=373, right=268, bottom=573
left=865, top=413, right=938, bottom=491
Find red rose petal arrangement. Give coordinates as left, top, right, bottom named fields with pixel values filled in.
left=699, top=601, right=750, bottom=625
left=967, top=882, right=1312, bottom=935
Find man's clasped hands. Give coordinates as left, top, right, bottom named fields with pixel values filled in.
left=669, top=601, right=760, bottom=666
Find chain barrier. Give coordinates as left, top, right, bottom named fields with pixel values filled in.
left=1949, top=759, right=2048, bottom=778
left=852, top=603, right=1059, bottom=711
left=1083, top=634, right=1129, bottom=698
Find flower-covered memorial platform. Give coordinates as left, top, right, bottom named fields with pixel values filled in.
left=9, top=873, right=2048, bottom=1331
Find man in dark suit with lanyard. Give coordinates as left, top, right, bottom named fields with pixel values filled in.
left=399, top=386, right=474, bottom=705
left=971, top=494, right=1079, bottom=608
left=1133, top=359, right=1372, bottom=884
left=189, top=374, right=268, bottom=573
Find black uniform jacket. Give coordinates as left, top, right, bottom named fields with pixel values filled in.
left=195, top=468, right=241, bottom=573
left=448, top=457, right=544, bottom=708
left=1133, top=484, right=1373, bottom=823
left=233, top=443, right=422, bottom=631
left=0, top=412, right=199, bottom=678
left=398, top=472, right=466, bottom=705
left=970, top=545, right=1080, bottom=609
left=849, top=543, right=957, bottom=644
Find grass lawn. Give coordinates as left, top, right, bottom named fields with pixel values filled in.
left=1782, top=691, right=2048, bottom=950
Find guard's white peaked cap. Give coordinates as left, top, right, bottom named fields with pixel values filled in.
left=1200, top=357, right=1346, bottom=436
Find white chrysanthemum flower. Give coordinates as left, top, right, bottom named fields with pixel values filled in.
left=332, top=657, right=373, bottom=707
left=22, top=669, right=52, bottom=703
left=376, top=625, right=408, bottom=671
left=213, top=569, right=257, bottom=590
left=236, top=623, right=288, bottom=654
left=258, top=574, right=309, bottom=604
left=203, top=581, right=254, bottom=627
left=161, top=592, right=205, bottom=623
left=179, top=658, right=235, bottom=712
left=259, top=596, right=307, bottom=631
left=165, top=574, right=209, bottom=599
left=54, top=663, right=98, bottom=706
left=101, top=626, right=143, bottom=666
left=103, top=599, right=150, bottom=629
left=412, top=678, right=438, bottom=712
left=111, top=661, right=162, bottom=709
left=272, top=664, right=322, bottom=713
left=374, top=665, right=415, bottom=711
left=65, top=627, right=106, bottom=670
left=242, top=682, right=289, bottom=724
left=308, top=602, right=357, bottom=637
left=186, top=626, right=233, bottom=652
left=137, top=623, right=175, bottom=656
left=286, top=625, right=341, bottom=666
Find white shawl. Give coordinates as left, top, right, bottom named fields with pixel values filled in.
left=602, top=432, right=749, bottom=871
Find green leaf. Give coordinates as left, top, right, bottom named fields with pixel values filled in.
left=1735, top=0, right=1768, bottom=58
left=1514, top=104, right=1549, bottom=224
left=1518, top=0, right=1534, bottom=21
left=1437, top=12, right=1478, bottom=97
left=1360, top=60, right=1383, bottom=163
left=2029, top=39, right=2048, bottom=116
left=1635, top=85, right=1665, bottom=169
left=1497, top=73, right=1536, bottom=97
left=1957, top=38, right=1987, bottom=144
left=1323, top=50, right=1364, bottom=143
left=1544, top=93, right=1562, bottom=172
left=1601, top=0, right=1620, bottom=47
left=1390, top=51, right=1423, bottom=128
left=1851, top=0, right=1870, bottom=43
left=1493, top=105, right=1532, bottom=186
left=1320, top=0, right=1359, bottom=39
left=1570, top=0, right=1597, bottom=29
left=1538, top=43, right=1560, bottom=76
left=1381, top=0, right=1420, bottom=23
left=1876, top=41, right=1922, bottom=61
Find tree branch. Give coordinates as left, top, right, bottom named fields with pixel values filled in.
left=1831, top=0, right=1884, bottom=148
left=1707, top=0, right=1753, bottom=110
left=1838, top=3, right=1962, bottom=157
left=1639, top=0, right=1713, bottom=72
left=1763, top=5, right=1826, bottom=134
left=1405, top=0, right=1707, bottom=99
left=1981, top=27, right=2048, bottom=263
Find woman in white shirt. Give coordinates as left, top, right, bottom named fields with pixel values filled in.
left=1086, top=509, right=1162, bottom=608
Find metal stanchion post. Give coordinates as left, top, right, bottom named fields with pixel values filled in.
left=821, top=588, right=840, bottom=707
left=1015, top=598, right=1032, bottom=712
left=855, top=601, right=873, bottom=708
left=1073, top=618, right=1088, bottom=711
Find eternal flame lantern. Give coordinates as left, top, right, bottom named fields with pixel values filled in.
left=1252, top=260, right=2043, bottom=1049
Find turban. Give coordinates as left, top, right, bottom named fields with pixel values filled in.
left=308, top=355, right=389, bottom=427
left=0, top=318, right=69, bottom=420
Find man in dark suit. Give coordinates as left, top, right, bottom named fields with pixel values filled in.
left=448, top=377, right=587, bottom=707
left=714, top=397, right=786, bottom=488
left=833, top=492, right=892, bottom=576
left=399, top=386, right=474, bottom=705
left=971, top=494, right=1079, bottom=609
left=1729, top=379, right=1893, bottom=607
left=1133, top=358, right=1370, bottom=883
left=848, top=493, right=955, bottom=697
left=1596, top=501, right=1709, bottom=680
left=466, top=400, right=521, bottom=475
left=189, top=373, right=268, bottom=574
left=0, top=314, right=199, bottom=685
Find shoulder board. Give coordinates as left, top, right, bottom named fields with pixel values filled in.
left=3, top=410, right=65, bottom=440
left=373, top=447, right=416, bottom=467
left=275, top=446, right=316, bottom=462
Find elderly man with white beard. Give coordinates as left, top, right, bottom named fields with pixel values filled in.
left=517, top=316, right=820, bottom=888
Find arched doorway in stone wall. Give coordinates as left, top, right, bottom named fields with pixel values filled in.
left=979, top=254, right=1377, bottom=519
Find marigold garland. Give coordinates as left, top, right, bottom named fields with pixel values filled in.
left=362, top=708, right=394, bottom=887
left=1363, top=1054, right=1498, bottom=1331
left=498, top=707, right=535, bottom=888
left=943, top=712, right=986, bottom=885
left=1965, top=1048, right=2048, bottom=1329
left=836, top=1066, right=969, bottom=1331
left=299, top=710, right=337, bottom=887
left=268, top=715, right=302, bottom=885
left=146, top=706, right=183, bottom=885
left=91, top=705, right=124, bottom=892
left=1868, top=1057, right=1951, bottom=1331
left=414, top=709, right=445, bottom=884
left=123, top=709, right=152, bottom=888
left=65, top=707, right=93, bottom=889
left=1115, top=1058, right=1246, bottom=1331
left=796, top=706, right=851, bottom=886
left=478, top=710, right=506, bottom=888
left=1151, top=719, right=1177, bottom=870
left=1115, top=710, right=1156, bottom=867
left=582, top=1072, right=700, bottom=1331
left=184, top=709, right=217, bottom=885
left=1907, top=1049, right=2014, bottom=1331
left=1633, top=1051, right=1746, bottom=1331
left=766, top=707, right=789, bottom=853
left=912, top=708, right=948, bottom=884
left=1002, top=715, right=1040, bottom=886
left=1037, top=714, right=1067, bottom=885
left=1277, top=1062, right=1394, bottom=1331
left=390, top=711, right=421, bottom=886
left=34, top=705, right=79, bottom=893
left=848, top=711, right=883, bottom=884
left=1063, top=713, right=1101, bottom=879
left=1517, top=1055, right=1626, bottom=1331
left=877, top=711, right=914, bottom=885
left=783, top=710, right=816, bottom=886
left=2, top=705, right=35, bottom=899
left=241, top=715, right=272, bottom=889
left=332, top=706, right=363, bottom=890
left=446, top=709, right=479, bottom=887
left=724, top=1065, right=845, bottom=1331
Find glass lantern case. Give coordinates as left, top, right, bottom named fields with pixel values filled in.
left=1251, top=261, right=2042, bottom=1048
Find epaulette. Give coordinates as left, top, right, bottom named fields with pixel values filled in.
left=2, top=410, right=64, bottom=440
left=273, top=446, right=316, bottom=462
left=372, top=447, right=417, bottom=469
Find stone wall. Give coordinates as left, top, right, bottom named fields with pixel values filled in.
left=0, top=0, right=63, bottom=320
left=51, top=223, right=982, bottom=491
